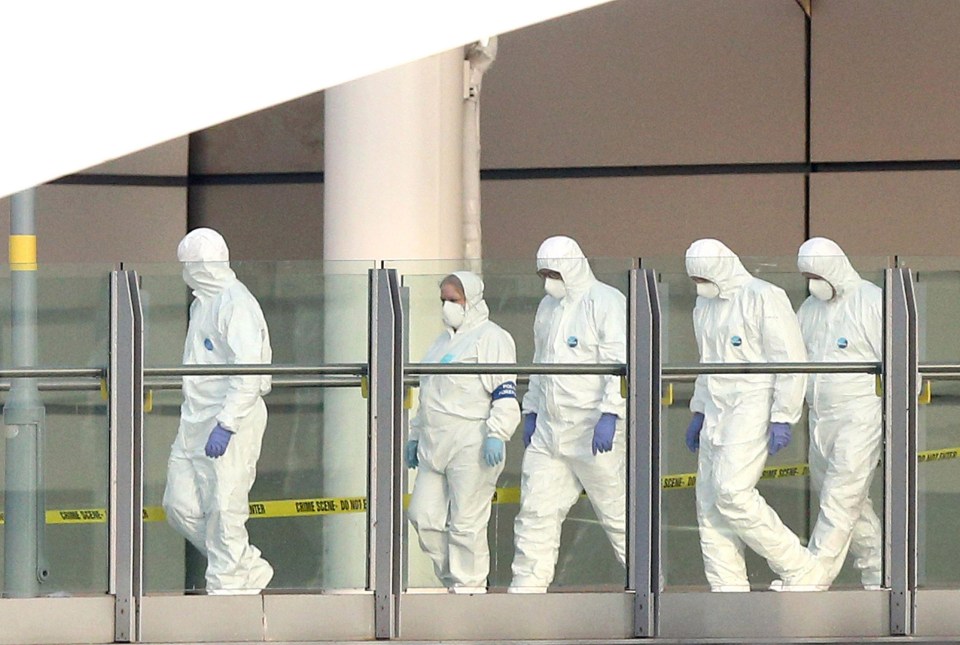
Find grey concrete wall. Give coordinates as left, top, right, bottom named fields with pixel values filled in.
left=0, top=138, right=188, bottom=264
left=810, top=170, right=960, bottom=256
left=811, top=0, right=960, bottom=162
left=190, top=92, right=324, bottom=174
left=187, top=183, right=323, bottom=261
left=481, top=174, right=807, bottom=259
left=183, top=0, right=960, bottom=261
left=5, top=0, right=959, bottom=264
left=481, top=0, right=807, bottom=167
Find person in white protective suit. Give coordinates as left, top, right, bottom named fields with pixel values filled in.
left=405, top=271, right=520, bottom=593
left=509, top=235, right=627, bottom=593
left=794, top=237, right=883, bottom=590
left=684, top=238, right=827, bottom=592
left=161, top=228, right=274, bottom=594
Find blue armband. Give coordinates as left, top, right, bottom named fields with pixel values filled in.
left=491, top=381, right=517, bottom=401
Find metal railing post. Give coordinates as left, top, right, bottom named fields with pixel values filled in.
left=886, top=267, right=917, bottom=635
left=630, top=268, right=660, bottom=637
left=369, top=268, right=402, bottom=639
left=110, top=271, right=144, bottom=642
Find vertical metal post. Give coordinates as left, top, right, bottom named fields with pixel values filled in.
left=886, top=268, right=917, bottom=635
left=390, top=271, right=405, bottom=635
left=369, top=268, right=401, bottom=639
left=111, top=271, right=144, bottom=642
left=4, top=187, right=47, bottom=597
left=630, top=268, right=660, bottom=637
left=398, top=284, right=411, bottom=594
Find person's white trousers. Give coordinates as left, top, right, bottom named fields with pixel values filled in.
left=807, top=409, right=883, bottom=587
left=696, top=436, right=819, bottom=591
left=162, top=399, right=272, bottom=593
left=407, top=443, right=504, bottom=589
left=510, top=446, right=626, bottom=591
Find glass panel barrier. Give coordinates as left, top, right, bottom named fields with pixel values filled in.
left=388, top=257, right=633, bottom=593
left=646, top=253, right=888, bottom=593
left=899, top=258, right=960, bottom=588
left=133, top=260, right=372, bottom=594
left=0, top=265, right=112, bottom=595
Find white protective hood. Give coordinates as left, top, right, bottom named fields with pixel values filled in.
left=447, top=270, right=490, bottom=332
left=797, top=237, right=862, bottom=298
left=536, top=235, right=597, bottom=295
left=685, top=238, right=753, bottom=298
left=177, top=227, right=237, bottom=298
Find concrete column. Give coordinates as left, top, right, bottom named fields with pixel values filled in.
left=323, top=49, right=464, bottom=588
left=463, top=37, right=498, bottom=264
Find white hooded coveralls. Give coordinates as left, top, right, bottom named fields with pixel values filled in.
left=686, top=238, right=821, bottom=591
left=407, top=271, right=520, bottom=591
left=510, top=236, right=627, bottom=591
left=797, top=237, right=882, bottom=588
left=162, top=228, right=274, bottom=593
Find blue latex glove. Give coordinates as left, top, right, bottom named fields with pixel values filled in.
left=482, top=437, right=505, bottom=467
left=686, top=412, right=705, bottom=453
left=592, top=413, right=618, bottom=455
left=404, top=439, right=419, bottom=469
left=522, top=413, right=537, bottom=447
left=768, top=422, right=792, bottom=456
left=204, top=423, right=233, bottom=458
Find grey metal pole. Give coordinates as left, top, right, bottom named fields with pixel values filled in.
left=886, top=267, right=917, bottom=635
left=630, top=269, right=660, bottom=637
left=110, top=271, right=144, bottom=641
left=370, top=268, right=401, bottom=639
left=4, top=187, right=47, bottom=597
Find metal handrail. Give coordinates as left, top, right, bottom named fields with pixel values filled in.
left=663, top=362, right=881, bottom=383
left=919, top=364, right=960, bottom=380
left=405, top=363, right=626, bottom=376
left=663, top=361, right=880, bottom=379
left=0, top=367, right=105, bottom=392
left=0, top=367, right=104, bottom=378
left=144, top=363, right=368, bottom=377
left=405, top=361, right=881, bottom=386
left=0, top=361, right=888, bottom=391
left=0, top=365, right=370, bottom=393
left=144, top=376, right=364, bottom=391
left=0, top=379, right=103, bottom=392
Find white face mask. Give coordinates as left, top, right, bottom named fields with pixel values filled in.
left=808, top=278, right=835, bottom=301
left=544, top=277, right=567, bottom=300
left=182, top=263, right=212, bottom=294
left=442, top=301, right=465, bottom=329
left=182, top=260, right=231, bottom=297
left=696, top=281, right=720, bottom=299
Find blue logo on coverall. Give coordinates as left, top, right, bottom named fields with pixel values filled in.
left=567, top=336, right=578, bottom=348
left=837, top=337, right=849, bottom=349
left=440, top=353, right=455, bottom=363
left=203, top=338, right=214, bottom=351
left=731, top=335, right=742, bottom=347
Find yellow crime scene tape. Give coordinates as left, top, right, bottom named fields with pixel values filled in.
left=3, top=446, right=959, bottom=526
left=0, top=497, right=370, bottom=526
